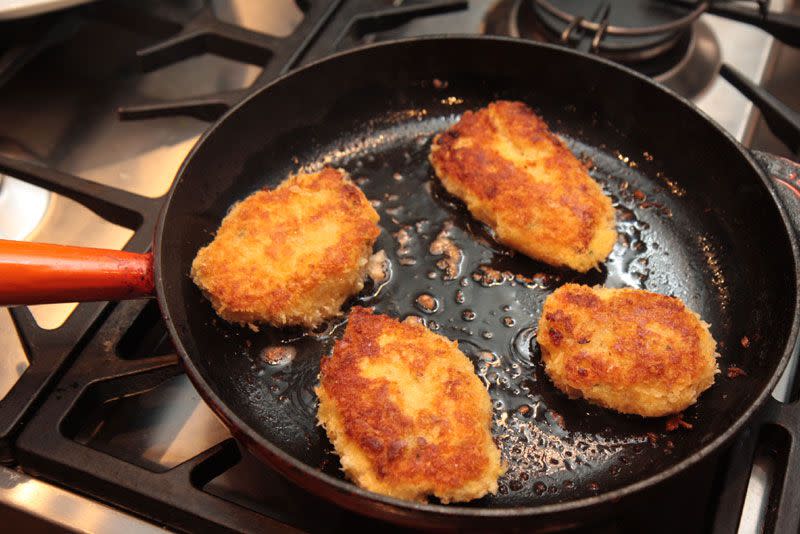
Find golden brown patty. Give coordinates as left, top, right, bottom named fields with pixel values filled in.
left=190, top=168, right=380, bottom=328
left=429, top=100, right=616, bottom=272
left=316, top=307, right=504, bottom=503
left=537, top=284, right=718, bottom=417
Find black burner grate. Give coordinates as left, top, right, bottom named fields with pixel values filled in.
left=0, top=153, right=163, bottom=463
left=14, top=298, right=392, bottom=531
left=108, top=0, right=467, bottom=121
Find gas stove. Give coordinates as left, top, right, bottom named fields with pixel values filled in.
left=0, top=1, right=798, bottom=532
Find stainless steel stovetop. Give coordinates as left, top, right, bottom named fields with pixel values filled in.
left=0, top=1, right=796, bottom=531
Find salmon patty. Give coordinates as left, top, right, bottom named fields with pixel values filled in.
left=537, top=284, right=718, bottom=417
left=316, top=307, right=504, bottom=503
left=429, top=100, right=616, bottom=272
left=191, top=168, right=380, bottom=328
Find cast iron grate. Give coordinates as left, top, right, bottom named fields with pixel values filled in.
left=12, top=297, right=398, bottom=531
left=109, top=0, right=468, bottom=121
left=0, top=153, right=163, bottom=464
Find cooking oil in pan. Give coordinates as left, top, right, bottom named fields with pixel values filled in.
left=244, top=116, right=728, bottom=504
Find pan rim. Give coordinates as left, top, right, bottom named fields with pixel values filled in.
left=154, top=35, right=800, bottom=520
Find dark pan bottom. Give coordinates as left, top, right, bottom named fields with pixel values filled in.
left=202, top=106, right=742, bottom=506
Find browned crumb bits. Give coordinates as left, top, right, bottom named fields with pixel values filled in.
left=415, top=293, right=439, bottom=314
left=665, top=414, right=693, bottom=431
left=727, top=365, right=748, bottom=379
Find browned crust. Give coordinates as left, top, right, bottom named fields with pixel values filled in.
left=537, top=284, right=718, bottom=417
left=429, top=100, right=616, bottom=272
left=316, top=307, right=504, bottom=503
left=190, top=168, right=380, bottom=327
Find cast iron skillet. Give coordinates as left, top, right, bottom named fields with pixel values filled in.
left=0, top=37, right=798, bottom=528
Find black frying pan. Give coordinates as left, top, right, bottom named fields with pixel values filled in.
left=1, top=37, right=798, bottom=529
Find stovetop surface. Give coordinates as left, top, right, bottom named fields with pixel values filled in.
left=0, top=1, right=798, bottom=532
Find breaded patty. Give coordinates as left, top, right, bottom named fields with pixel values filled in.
left=537, top=284, right=718, bottom=417
left=191, top=168, right=380, bottom=328
left=316, top=307, right=504, bottom=503
left=429, top=100, right=616, bottom=272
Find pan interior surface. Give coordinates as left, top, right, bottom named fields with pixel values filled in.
left=157, top=39, right=796, bottom=513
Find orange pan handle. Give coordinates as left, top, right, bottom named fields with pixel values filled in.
left=0, top=240, right=154, bottom=306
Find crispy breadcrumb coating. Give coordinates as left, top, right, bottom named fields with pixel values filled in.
left=429, top=100, right=616, bottom=272
left=191, top=168, right=380, bottom=328
left=537, top=284, right=718, bottom=417
left=316, top=307, right=504, bottom=503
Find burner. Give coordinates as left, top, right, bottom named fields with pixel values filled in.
left=490, top=0, right=720, bottom=98
left=0, top=174, right=50, bottom=240
left=530, top=0, right=706, bottom=59
left=651, top=19, right=720, bottom=98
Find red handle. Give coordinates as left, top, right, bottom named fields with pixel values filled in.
left=0, top=240, right=155, bottom=306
